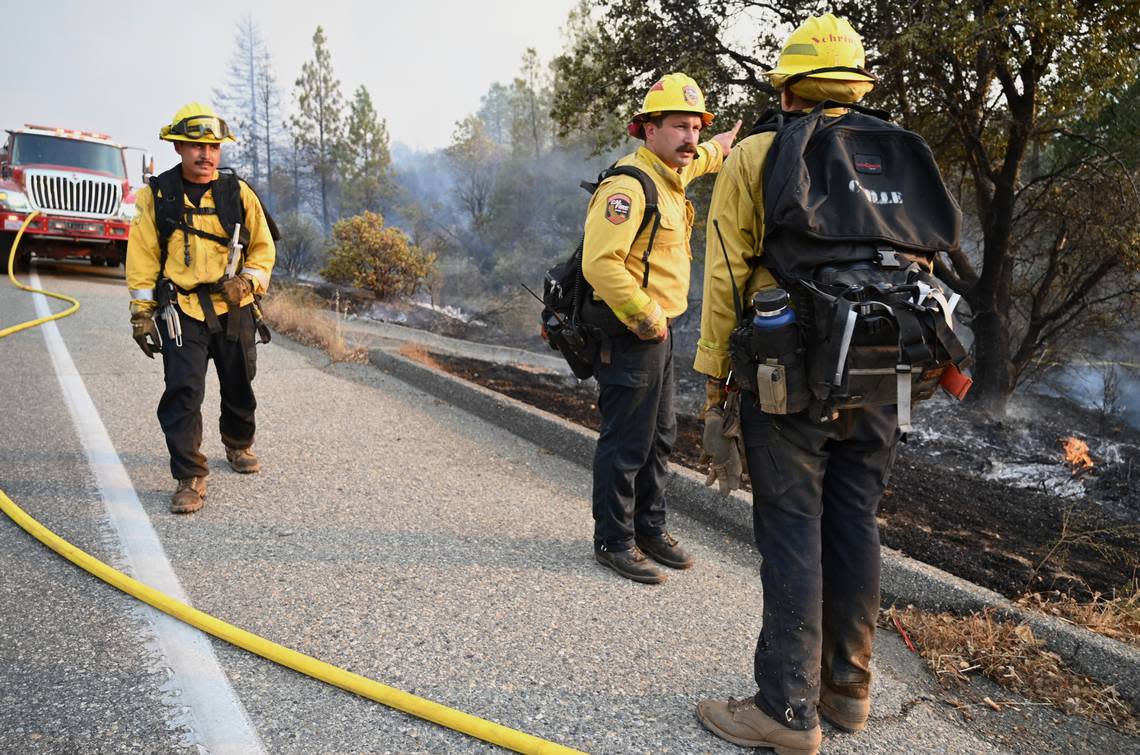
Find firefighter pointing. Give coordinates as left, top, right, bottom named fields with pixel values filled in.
left=582, top=73, right=741, bottom=584
left=126, top=102, right=277, bottom=514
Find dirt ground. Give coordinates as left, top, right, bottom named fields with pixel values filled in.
left=431, top=353, right=1140, bottom=603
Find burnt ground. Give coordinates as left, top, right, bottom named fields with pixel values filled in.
left=430, top=353, right=1140, bottom=603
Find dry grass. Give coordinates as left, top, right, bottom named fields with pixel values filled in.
left=1017, top=584, right=1140, bottom=650
left=259, top=286, right=369, bottom=363
left=397, top=342, right=443, bottom=369
left=883, top=606, right=1138, bottom=733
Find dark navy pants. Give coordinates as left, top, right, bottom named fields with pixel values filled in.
left=741, top=399, right=899, bottom=730
left=158, top=305, right=257, bottom=480
left=591, top=329, right=675, bottom=550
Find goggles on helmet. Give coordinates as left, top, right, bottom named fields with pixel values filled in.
left=168, top=115, right=232, bottom=141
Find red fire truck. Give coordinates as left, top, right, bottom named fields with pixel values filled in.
left=0, top=124, right=146, bottom=267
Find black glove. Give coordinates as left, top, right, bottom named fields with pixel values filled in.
left=131, top=311, right=161, bottom=358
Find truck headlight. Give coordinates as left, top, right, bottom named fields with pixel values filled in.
left=0, top=191, right=30, bottom=211
left=119, top=201, right=137, bottom=220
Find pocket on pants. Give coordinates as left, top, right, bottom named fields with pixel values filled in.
left=240, top=307, right=258, bottom=381
left=595, top=336, right=654, bottom=388
left=742, top=410, right=794, bottom=499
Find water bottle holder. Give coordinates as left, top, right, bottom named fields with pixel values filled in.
left=729, top=324, right=811, bottom=415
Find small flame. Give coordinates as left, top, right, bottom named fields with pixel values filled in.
left=1061, top=436, right=1094, bottom=472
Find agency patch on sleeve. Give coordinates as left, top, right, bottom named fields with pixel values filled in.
left=605, top=193, right=632, bottom=225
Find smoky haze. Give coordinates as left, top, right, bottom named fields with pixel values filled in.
left=5, top=1, right=577, bottom=182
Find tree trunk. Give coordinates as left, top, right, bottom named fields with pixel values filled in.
left=968, top=205, right=1017, bottom=416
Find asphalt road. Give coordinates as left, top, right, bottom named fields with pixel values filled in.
left=1, top=261, right=1134, bottom=754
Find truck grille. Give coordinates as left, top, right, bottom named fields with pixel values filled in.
left=25, top=170, right=122, bottom=219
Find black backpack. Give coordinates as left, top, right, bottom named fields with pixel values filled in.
left=148, top=165, right=282, bottom=277
left=540, top=165, right=660, bottom=379
left=747, top=101, right=972, bottom=426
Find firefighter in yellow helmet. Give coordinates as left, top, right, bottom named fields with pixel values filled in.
left=582, top=72, right=741, bottom=584
left=693, top=14, right=894, bottom=752
left=126, top=102, right=276, bottom=514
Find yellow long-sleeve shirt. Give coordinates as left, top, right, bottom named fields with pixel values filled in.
left=581, top=141, right=724, bottom=337
left=126, top=173, right=275, bottom=321
left=693, top=132, right=781, bottom=379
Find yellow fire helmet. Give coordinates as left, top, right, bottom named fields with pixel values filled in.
left=766, top=13, right=878, bottom=90
left=159, top=102, right=237, bottom=144
left=627, top=73, right=715, bottom=138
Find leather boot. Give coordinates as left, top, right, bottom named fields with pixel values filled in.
left=225, top=446, right=261, bottom=474
left=696, top=697, right=821, bottom=755
left=820, top=685, right=870, bottom=732
left=594, top=544, right=665, bottom=584
left=171, top=477, right=207, bottom=514
left=635, top=531, right=694, bottom=569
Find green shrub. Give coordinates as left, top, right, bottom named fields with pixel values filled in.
left=322, top=211, right=436, bottom=299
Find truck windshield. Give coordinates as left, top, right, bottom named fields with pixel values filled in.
left=10, top=133, right=126, bottom=179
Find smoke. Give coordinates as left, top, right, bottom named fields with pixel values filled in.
left=1034, top=333, right=1140, bottom=430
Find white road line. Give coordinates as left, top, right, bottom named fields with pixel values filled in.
left=30, top=269, right=265, bottom=755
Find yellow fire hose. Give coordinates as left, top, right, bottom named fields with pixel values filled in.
left=0, top=220, right=585, bottom=755
left=0, top=212, right=81, bottom=338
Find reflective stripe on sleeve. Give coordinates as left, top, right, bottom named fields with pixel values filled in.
left=241, top=267, right=269, bottom=289
left=130, top=288, right=155, bottom=301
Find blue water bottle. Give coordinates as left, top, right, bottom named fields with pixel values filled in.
left=751, top=288, right=797, bottom=358
left=749, top=288, right=809, bottom=414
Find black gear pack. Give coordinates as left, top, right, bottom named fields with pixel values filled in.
left=147, top=165, right=281, bottom=343
left=540, top=165, right=660, bottom=379
left=733, top=100, right=972, bottom=429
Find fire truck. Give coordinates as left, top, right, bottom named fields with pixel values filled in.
left=0, top=125, right=147, bottom=267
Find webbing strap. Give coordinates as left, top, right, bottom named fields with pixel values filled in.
left=896, top=370, right=913, bottom=432
left=894, top=309, right=932, bottom=365
left=832, top=301, right=858, bottom=386
left=195, top=288, right=223, bottom=336
left=640, top=212, right=662, bottom=289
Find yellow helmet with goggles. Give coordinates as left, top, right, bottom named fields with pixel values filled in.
left=160, top=102, right=237, bottom=144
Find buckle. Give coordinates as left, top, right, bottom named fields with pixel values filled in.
left=875, top=249, right=901, bottom=268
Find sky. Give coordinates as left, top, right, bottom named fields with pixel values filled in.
left=7, top=0, right=580, bottom=180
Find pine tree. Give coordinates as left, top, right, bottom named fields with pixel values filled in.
left=213, top=14, right=265, bottom=186
left=291, top=25, right=345, bottom=232
left=254, top=45, right=282, bottom=211
left=509, top=48, right=552, bottom=159
left=340, top=86, right=394, bottom=217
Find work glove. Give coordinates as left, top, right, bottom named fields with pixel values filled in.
left=131, top=310, right=161, bottom=359
left=220, top=274, right=253, bottom=309
left=703, top=376, right=729, bottom=418
left=699, top=388, right=745, bottom=495
left=628, top=301, right=668, bottom=342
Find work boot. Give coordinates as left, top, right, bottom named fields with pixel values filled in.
left=634, top=531, right=694, bottom=569
left=820, top=686, right=870, bottom=733
left=225, top=446, right=261, bottom=474
left=594, top=544, right=665, bottom=584
left=696, top=697, right=822, bottom=755
left=170, top=477, right=207, bottom=514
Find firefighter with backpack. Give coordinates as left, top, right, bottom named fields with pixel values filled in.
left=582, top=73, right=741, bottom=584
left=693, top=14, right=968, bottom=752
left=126, top=102, right=277, bottom=515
